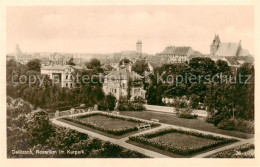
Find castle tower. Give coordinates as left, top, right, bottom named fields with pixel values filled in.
left=136, top=39, right=142, bottom=54
left=210, top=34, right=221, bottom=55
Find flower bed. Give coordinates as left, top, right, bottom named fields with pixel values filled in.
left=62, top=112, right=160, bottom=136
left=207, top=143, right=254, bottom=158
left=129, top=128, right=238, bottom=156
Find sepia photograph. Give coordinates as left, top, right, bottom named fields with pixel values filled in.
left=0, top=0, right=259, bottom=166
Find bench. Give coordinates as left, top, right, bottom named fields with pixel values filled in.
left=137, top=124, right=151, bottom=131
left=112, top=111, right=120, bottom=115
left=151, top=119, right=159, bottom=123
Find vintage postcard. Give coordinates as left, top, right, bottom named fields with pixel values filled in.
left=0, top=0, right=259, bottom=167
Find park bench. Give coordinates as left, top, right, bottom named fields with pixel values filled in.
left=112, top=111, right=120, bottom=115
left=137, top=124, right=151, bottom=131
left=151, top=119, right=159, bottom=123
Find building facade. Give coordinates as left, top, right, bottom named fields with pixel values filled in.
left=41, top=65, right=83, bottom=88
left=103, top=64, right=145, bottom=100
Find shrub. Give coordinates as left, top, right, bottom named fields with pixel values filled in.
left=217, top=119, right=236, bottom=131
left=207, top=114, right=226, bottom=126
left=117, top=96, right=146, bottom=111
left=178, top=113, right=198, bottom=119
left=105, top=93, right=117, bottom=111
left=117, top=97, right=128, bottom=111
left=217, top=118, right=254, bottom=134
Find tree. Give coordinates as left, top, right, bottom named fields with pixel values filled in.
left=119, top=58, right=130, bottom=65
left=132, top=60, right=149, bottom=75
left=87, top=59, right=101, bottom=69
left=27, top=59, right=41, bottom=71
left=127, top=78, right=132, bottom=100
left=105, top=93, right=117, bottom=111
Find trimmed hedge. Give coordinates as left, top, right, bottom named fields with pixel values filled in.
left=207, top=144, right=254, bottom=158
left=178, top=113, right=198, bottom=119
left=62, top=112, right=160, bottom=136
left=129, top=128, right=238, bottom=156
left=217, top=118, right=254, bottom=134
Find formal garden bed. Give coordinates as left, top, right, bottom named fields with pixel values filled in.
left=119, top=111, right=254, bottom=139
left=129, top=128, right=238, bottom=156
left=207, top=143, right=254, bottom=158
left=60, top=112, right=160, bottom=137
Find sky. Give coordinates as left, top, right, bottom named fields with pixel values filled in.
left=6, top=6, right=254, bottom=54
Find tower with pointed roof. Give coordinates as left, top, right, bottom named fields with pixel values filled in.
left=210, top=34, right=221, bottom=55
left=136, top=39, right=142, bottom=54
left=15, top=44, right=22, bottom=59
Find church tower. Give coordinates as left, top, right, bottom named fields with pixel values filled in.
left=210, top=34, right=221, bottom=55
left=15, top=44, right=22, bottom=60
left=136, top=39, right=142, bottom=54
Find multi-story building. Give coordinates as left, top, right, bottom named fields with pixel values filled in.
left=103, top=64, right=145, bottom=100
left=41, top=64, right=83, bottom=88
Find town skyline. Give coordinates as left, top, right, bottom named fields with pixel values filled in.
left=7, top=6, right=254, bottom=55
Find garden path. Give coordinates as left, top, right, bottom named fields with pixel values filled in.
left=51, top=111, right=253, bottom=158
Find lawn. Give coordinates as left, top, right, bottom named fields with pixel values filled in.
left=80, top=115, right=138, bottom=129
left=150, top=133, right=216, bottom=148
left=207, top=143, right=254, bottom=158
left=59, top=112, right=160, bottom=138
left=118, top=111, right=253, bottom=139
left=128, top=128, right=237, bottom=157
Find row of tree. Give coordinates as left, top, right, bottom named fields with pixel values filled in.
left=145, top=57, right=254, bottom=121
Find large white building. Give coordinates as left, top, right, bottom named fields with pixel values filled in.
left=41, top=65, right=83, bottom=88
left=103, top=64, right=145, bottom=100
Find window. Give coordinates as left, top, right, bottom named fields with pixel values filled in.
left=71, top=83, right=73, bottom=88
left=66, top=83, right=68, bottom=87
left=66, top=75, right=68, bottom=79
left=114, top=89, right=117, bottom=93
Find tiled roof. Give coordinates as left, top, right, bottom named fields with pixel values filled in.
left=215, top=43, right=240, bottom=57
left=160, top=46, right=192, bottom=55
left=146, top=55, right=169, bottom=67
left=41, top=65, right=82, bottom=70
left=224, top=57, right=239, bottom=65
left=238, top=49, right=250, bottom=57
left=106, top=67, right=142, bottom=80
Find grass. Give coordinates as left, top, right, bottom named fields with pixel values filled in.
left=118, top=111, right=254, bottom=139
left=207, top=143, right=254, bottom=158
left=58, top=118, right=142, bottom=139
left=150, top=133, right=217, bottom=148
left=127, top=127, right=237, bottom=158
left=79, top=115, right=139, bottom=129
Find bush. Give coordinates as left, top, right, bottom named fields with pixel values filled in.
left=117, top=97, right=128, bottom=111
left=217, top=118, right=254, bottom=134
left=217, top=119, right=236, bottom=131
left=178, top=113, right=198, bottom=119
left=117, top=96, right=146, bottom=111
left=105, top=94, right=117, bottom=111
left=206, top=114, right=226, bottom=126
